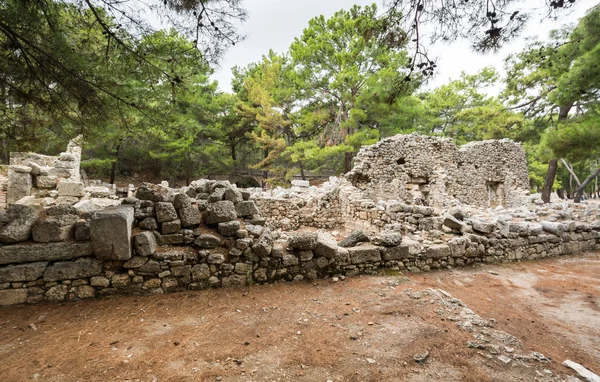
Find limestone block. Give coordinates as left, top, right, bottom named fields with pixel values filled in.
left=90, top=205, right=134, bottom=260
left=348, top=245, right=382, bottom=264
left=55, top=160, right=75, bottom=169
left=313, top=232, right=338, bottom=258
left=59, top=153, right=77, bottom=161
left=32, top=215, right=78, bottom=243
left=339, top=230, right=370, bottom=248
left=48, top=167, right=73, bottom=179
left=139, top=217, right=158, bottom=230
left=235, top=201, right=259, bottom=217
left=0, top=262, right=47, bottom=283
left=57, top=180, right=85, bottom=197
left=208, top=187, right=226, bottom=203
left=157, top=234, right=184, bottom=246
left=0, top=241, right=92, bottom=265
left=123, top=256, right=148, bottom=268
left=0, top=205, right=43, bottom=243
left=178, top=206, right=201, bottom=227
left=43, top=259, right=102, bottom=281
left=7, top=165, right=32, bottom=204
left=223, top=188, right=243, bottom=203
left=252, top=231, right=273, bottom=258
left=291, top=179, right=310, bottom=188
left=191, top=263, right=211, bottom=280
left=381, top=244, right=409, bottom=260
left=194, top=234, right=221, bottom=249
left=0, top=289, right=27, bottom=306
left=288, top=232, right=318, bottom=250
left=134, top=231, right=157, bottom=256
left=155, top=202, right=178, bottom=223
left=443, top=215, right=464, bottom=231
left=204, top=201, right=237, bottom=224
left=218, top=220, right=241, bottom=237
left=75, top=221, right=90, bottom=241
left=426, top=244, right=451, bottom=259
left=371, top=232, right=402, bottom=247
left=37, top=175, right=58, bottom=189
left=161, top=219, right=181, bottom=235
left=173, top=193, right=192, bottom=209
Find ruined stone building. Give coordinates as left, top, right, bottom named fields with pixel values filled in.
left=345, top=134, right=530, bottom=208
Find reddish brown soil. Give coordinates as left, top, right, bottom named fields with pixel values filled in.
left=0, top=253, right=599, bottom=382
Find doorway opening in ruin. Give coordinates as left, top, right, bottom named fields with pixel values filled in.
left=236, top=177, right=261, bottom=188
left=407, top=176, right=430, bottom=205
left=486, top=181, right=505, bottom=208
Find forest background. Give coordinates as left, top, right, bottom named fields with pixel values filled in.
left=1, top=0, right=599, bottom=203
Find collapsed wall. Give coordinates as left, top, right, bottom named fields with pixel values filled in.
left=0, top=133, right=598, bottom=306
left=7, top=136, right=84, bottom=205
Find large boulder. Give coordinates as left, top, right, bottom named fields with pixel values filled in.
left=90, top=205, right=134, bottom=260
left=204, top=201, right=237, bottom=224
left=0, top=205, right=43, bottom=244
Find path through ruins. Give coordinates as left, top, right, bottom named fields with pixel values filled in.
left=0, top=252, right=598, bottom=382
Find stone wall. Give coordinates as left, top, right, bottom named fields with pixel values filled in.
left=0, top=133, right=598, bottom=307
left=7, top=136, right=84, bottom=205
left=0, top=177, right=599, bottom=306
left=346, top=134, right=530, bottom=208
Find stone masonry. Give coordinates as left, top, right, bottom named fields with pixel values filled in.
left=0, top=134, right=598, bottom=306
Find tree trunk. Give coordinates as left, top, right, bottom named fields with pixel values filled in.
left=574, top=167, right=600, bottom=203
left=569, top=172, right=573, bottom=199
left=344, top=152, right=352, bottom=174
left=556, top=188, right=565, bottom=199
left=541, top=103, right=574, bottom=203
left=231, top=143, right=237, bottom=162
left=185, top=152, right=191, bottom=186
left=109, top=143, right=122, bottom=185
left=299, top=161, right=306, bottom=181
left=541, top=159, right=558, bottom=203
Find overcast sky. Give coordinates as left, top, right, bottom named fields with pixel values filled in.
left=210, top=0, right=598, bottom=94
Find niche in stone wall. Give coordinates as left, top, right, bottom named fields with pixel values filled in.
left=486, top=181, right=505, bottom=208
left=406, top=175, right=430, bottom=205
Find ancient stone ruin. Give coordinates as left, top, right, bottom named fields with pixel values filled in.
left=346, top=134, right=530, bottom=208
left=0, top=133, right=598, bottom=306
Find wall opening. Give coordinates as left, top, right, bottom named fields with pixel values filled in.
left=486, top=181, right=505, bottom=208
left=236, top=177, right=261, bottom=188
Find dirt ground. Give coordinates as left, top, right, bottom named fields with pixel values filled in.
left=0, top=253, right=599, bottom=382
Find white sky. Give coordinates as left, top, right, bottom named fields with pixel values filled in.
left=210, top=0, right=598, bottom=94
